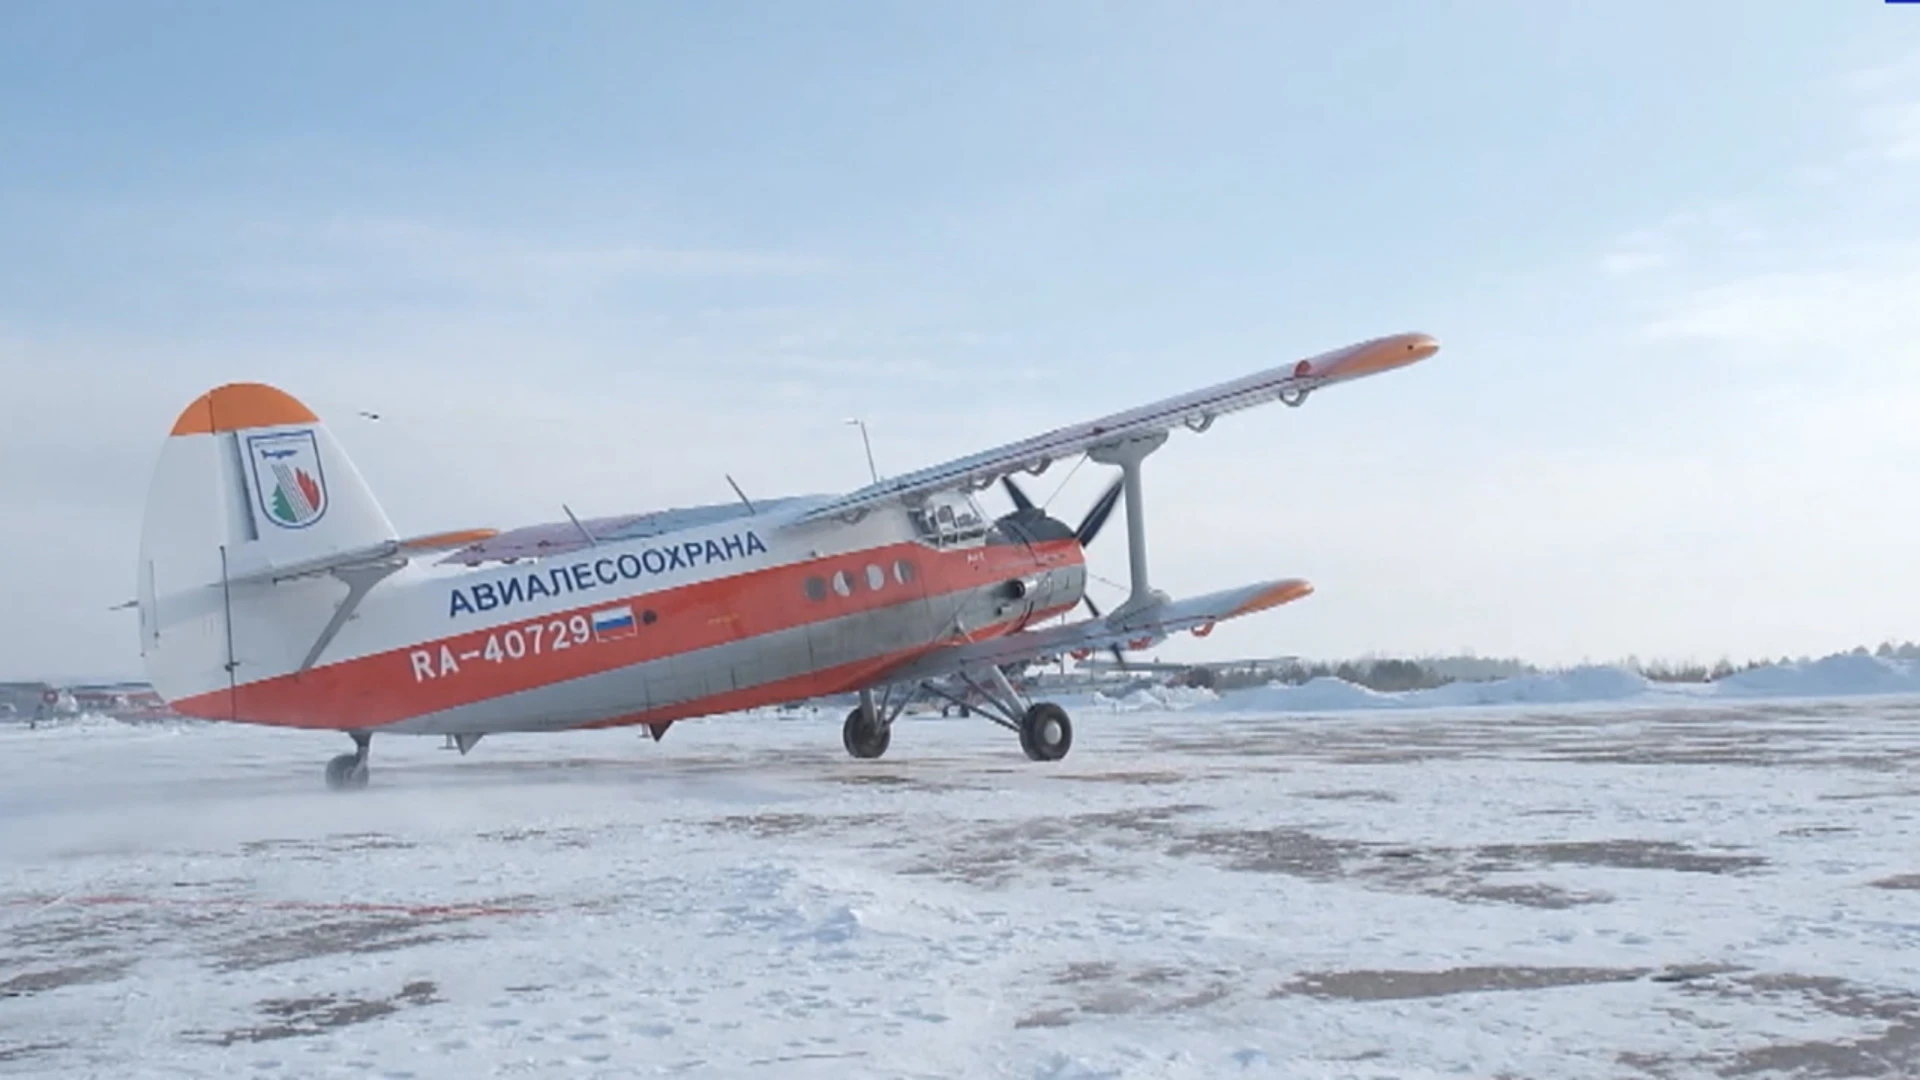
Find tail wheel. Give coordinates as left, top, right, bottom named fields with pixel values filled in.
left=1020, top=703, right=1073, bottom=762
left=842, top=707, right=891, bottom=760
left=324, top=753, right=368, bottom=791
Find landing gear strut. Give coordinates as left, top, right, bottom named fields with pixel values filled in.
left=325, top=732, right=371, bottom=791
left=920, top=667, right=1076, bottom=763
left=843, top=674, right=1077, bottom=763
left=844, top=684, right=894, bottom=753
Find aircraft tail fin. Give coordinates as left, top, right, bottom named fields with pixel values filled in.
left=137, top=384, right=398, bottom=711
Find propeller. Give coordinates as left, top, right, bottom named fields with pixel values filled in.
left=1001, top=474, right=1129, bottom=669
left=1000, top=474, right=1124, bottom=547
left=1000, top=475, right=1036, bottom=514
left=1074, top=477, right=1123, bottom=547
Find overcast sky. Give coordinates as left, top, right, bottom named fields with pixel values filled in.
left=4, top=2, right=1918, bottom=679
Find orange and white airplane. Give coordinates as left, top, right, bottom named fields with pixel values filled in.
left=133, top=332, right=1437, bottom=788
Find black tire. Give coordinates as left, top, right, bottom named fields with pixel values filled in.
left=842, top=707, right=891, bottom=760
left=325, top=752, right=369, bottom=791
left=1020, top=703, right=1072, bottom=762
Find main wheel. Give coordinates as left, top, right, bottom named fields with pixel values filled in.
left=842, top=707, right=891, bottom=760
left=1020, top=703, right=1073, bottom=762
left=324, top=752, right=369, bottom=791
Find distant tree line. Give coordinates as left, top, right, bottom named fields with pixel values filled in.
left=1175, top=641, right=1920, bottom=691
left=1183, top=656, right=1515, bottom=693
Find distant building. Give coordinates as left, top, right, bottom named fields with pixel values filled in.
left=67, top=681, right=176, bottom=721
left=0, top=680, right=177, bottom=724
left=0, top=681, right=61, bottom=722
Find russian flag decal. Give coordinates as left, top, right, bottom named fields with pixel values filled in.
left=591, top=605, right=638, bottom=641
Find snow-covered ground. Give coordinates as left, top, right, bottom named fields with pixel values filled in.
left=7, top=694, right=1920, bottom=1079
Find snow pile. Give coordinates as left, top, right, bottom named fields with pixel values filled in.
left=1418, top=664, right=1651, bottom=707
left=1200, top=653, right=1920, bottom=714
left=0, top=712, right=168, bottom=738
left=1209, top=676, right=1397, bottom=713
left=1713, top=653, right=1920, bottom=698
left=1085, top=684, right=1221, bottom=712
left=1204, top=665, right=1651, bottom=714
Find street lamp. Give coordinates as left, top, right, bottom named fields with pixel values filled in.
left=844, top=418, right=879, bottom=484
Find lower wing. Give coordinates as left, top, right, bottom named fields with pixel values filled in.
left=883, top=578, right=1313, bottom=683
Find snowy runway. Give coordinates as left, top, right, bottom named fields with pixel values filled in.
left=6, top=698, right=1920, bottom=1078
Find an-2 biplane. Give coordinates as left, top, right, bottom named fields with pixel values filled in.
left=132, top=332, right=1437, bottom=787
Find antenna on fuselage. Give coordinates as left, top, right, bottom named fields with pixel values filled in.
left=561, top=503, right=598, bottom=548
left=726, top=474, right=757, bottom=514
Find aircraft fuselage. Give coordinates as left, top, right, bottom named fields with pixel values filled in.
left=164, top=500, right=1087, bottom=734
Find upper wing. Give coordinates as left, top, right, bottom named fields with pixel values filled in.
left=878, top=578, right=1314, bottom=685
left=794, top=332, right=1437, bottom=524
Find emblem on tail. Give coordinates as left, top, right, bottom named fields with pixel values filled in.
left=247, top=430, right=329, bottom=528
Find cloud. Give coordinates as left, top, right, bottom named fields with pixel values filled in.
left=1613, top=57, right=1920, bottom=369
left=1861, top=99, right=1920, bottom=163
left=1644, top=265, right=1920, bottom=353
left=1597, top=249, right=1665, bottom=277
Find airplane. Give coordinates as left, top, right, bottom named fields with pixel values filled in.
left=131, top=332, right=1438, bottom=788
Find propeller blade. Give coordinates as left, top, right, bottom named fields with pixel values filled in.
left=1001, top=475, right=1036, bottom=514
left=1075, top=478, right=1125, bottom=547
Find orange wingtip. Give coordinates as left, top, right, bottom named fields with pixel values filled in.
left=1230, top=579, right=1314, bottom=618
left=169, top=383, right=319, bottom=436
left=1312, top=332, right=1439, bottom=381
left=400, top=528, right=502, bottom=553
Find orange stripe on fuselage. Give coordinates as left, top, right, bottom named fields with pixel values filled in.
left=171, top=536, right=1083, bottom=729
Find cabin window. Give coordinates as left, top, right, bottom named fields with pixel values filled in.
left=804, top=576, right=828, bottom=601
left=642, top=609, right=658, bottom=625
left=894, top=559, right=917, bottom=585
left=831, top=570, right=854, bottom=597
left=866, top=565, right=885, bottom=591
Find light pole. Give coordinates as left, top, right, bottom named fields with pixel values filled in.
left=845, top=418, right=878, bottom=484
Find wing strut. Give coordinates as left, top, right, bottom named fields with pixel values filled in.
left=1087, top=433, right=1170, bottom=621
left=298, top=560, right=405, bottom=673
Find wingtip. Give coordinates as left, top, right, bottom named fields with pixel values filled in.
left=1310, top=333, right=1438, bottom=381
left=1232, top=578, right=1315, bottom=618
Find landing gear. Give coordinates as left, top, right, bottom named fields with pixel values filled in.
left=1019, top=703, right=1073, bottom=762
left=325, top=732, right=371, bottom=791
left=842, top=705, right=891, bottom=759
left=844, top=676, right=1075, bottom=763
left=916, top=666, right=1077, bottom=763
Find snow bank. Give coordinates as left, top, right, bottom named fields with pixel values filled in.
left=1203, top=665, right=1651, bottom=714
left=1713, top=653, right=1920, bottom=698
left=1418, top=664, right=1651, bottom=707
left=1077, top=685, right=1222, bottom=713
left=1196, top=653, right=1920, bottom=714
left=0, top=712, right=174, bottom=738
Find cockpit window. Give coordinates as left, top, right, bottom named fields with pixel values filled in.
left=910, top=493, right=988, bottom=547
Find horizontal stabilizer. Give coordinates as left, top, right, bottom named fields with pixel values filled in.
left=220, top=528, right=498, bottom=587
